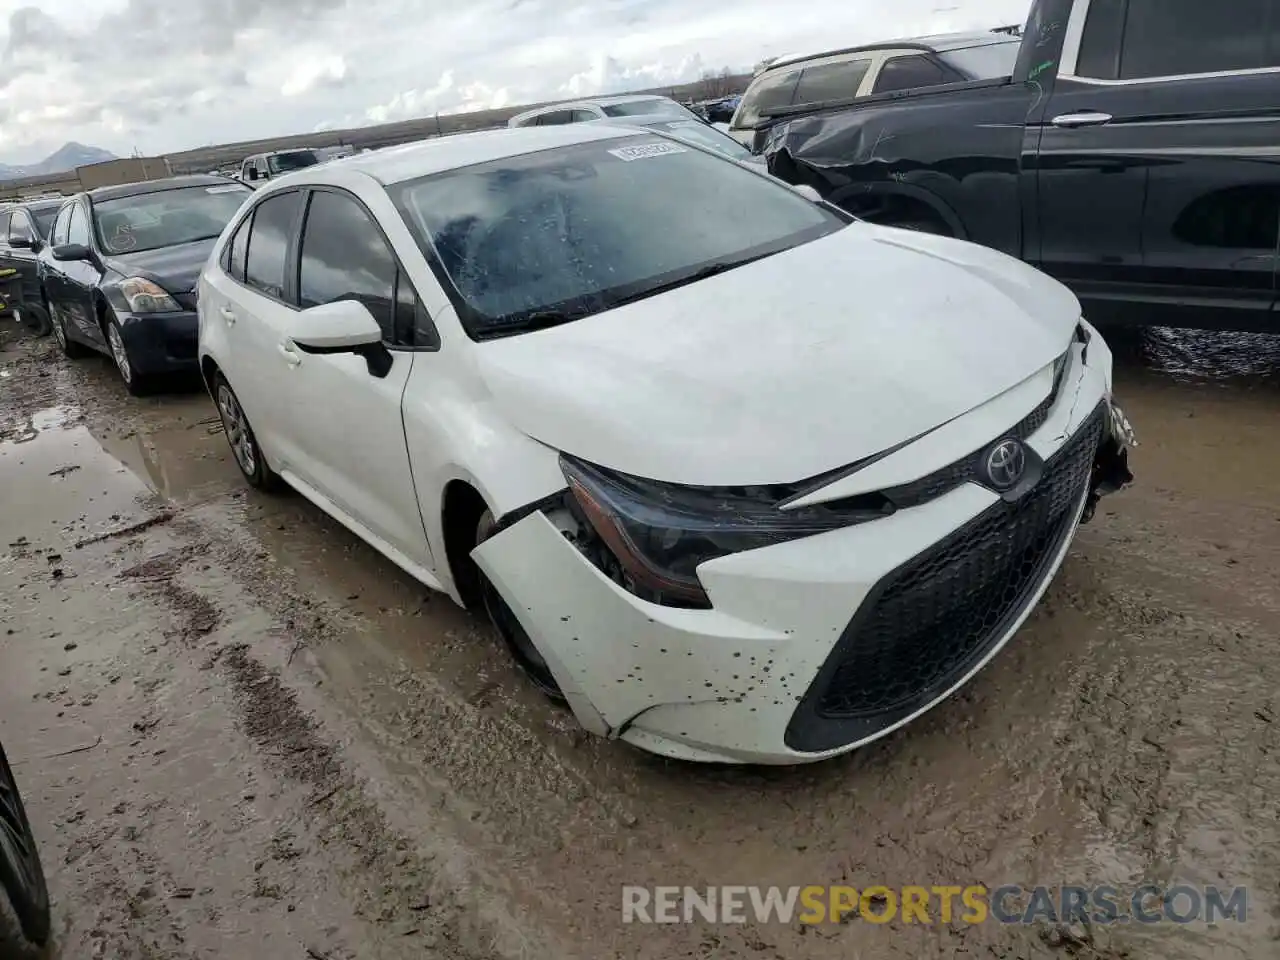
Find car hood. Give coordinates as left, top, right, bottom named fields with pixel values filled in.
left=476, top=223, right=1082, bottom=486
left=104, top=237, right=217, bottom=294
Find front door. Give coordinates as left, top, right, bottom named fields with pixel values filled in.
left=1038, top=0, right=1280, bottom=328
left=274, top=187, right=434, bottom=572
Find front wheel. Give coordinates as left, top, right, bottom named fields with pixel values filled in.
left=105, top=315, right=154, bottom=396
left=476, top=510, right=564, bottom=702
left=0, top=745, right=52, bottom=958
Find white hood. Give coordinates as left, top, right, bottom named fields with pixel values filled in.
left=476, top=223, right=1081, bottom=486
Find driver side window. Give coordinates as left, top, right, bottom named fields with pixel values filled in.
left=67, top=204, right=90, bottom=246
left=51, top=205, right=73, bottom=246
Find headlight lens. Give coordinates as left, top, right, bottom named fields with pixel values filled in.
left=560, top=455, right=893, bottom=608
left=119, top=277, right=181, bottom=313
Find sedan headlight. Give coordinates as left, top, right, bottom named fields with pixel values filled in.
left=560, top=455, right=892, bottom=608
left=119, top=277, right=181, bottom=314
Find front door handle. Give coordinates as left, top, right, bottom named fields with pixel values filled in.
left=219, top=305, right=237, bottom=326
left=1051, top=111, right=1113, bottom=128
left=277, top=341, right=301, bottom=367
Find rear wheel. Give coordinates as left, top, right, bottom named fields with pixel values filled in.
left=14, top=303, right=51, bottom=337
left=475, top=510, right=564, bottom=701
left=51, top=308, right=91, bottom=358
left=0, top=744, right=51, bottom=958
left=214, top=374, right=280, bottom=492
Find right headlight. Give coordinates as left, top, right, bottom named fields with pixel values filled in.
left=119, top=277, right=181, bottom=314
left=560, top=455, right=892, bottom=608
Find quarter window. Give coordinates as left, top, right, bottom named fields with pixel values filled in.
left=1078, top=0, right=1280, bottom=80
left=297, top=190, right=399, bottom=341
left=872, top=54, right=951, bottom=94
left=225, top=215, right=251, bottom=282
left=793, top=58, right=872, bottom=107
left=733, top=67, right=801, bottom=128
left=536, top=110, right=576, bottom=126
left=244, top=191, right=303, bottom=300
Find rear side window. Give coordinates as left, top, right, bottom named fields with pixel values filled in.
left=0, top=213, right=10, bottom=240
left=872, top=54, right=951, bottom=93
left=244, top=191, right=303, bottom=300
left=297, top=190, right=398, bottom=340
left=1078, top=0, right=1279, bottom=80
left=793, top=58, right=872, bottom=108
left=537, top=110, right=576, bottom=126
left=733, top=67, right=801, bottom=128
left=571, top=110, right=598, bottom=122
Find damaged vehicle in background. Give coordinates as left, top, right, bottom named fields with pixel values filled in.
left=40, top=175, right=252, bottom=394
left=0, top=197, right=63, bottom=335
left=197, top=124, right=1133, bottom=765
left=762, top=0, right=1280, bottom=332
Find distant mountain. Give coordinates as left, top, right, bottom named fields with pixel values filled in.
left=0, top=142, right=118, bottom=181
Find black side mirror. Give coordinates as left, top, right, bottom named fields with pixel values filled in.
left=52, top=243, right=92, bottom=262
left=8, top=236, right=32, bottom=250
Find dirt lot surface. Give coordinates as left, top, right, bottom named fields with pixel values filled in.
left=1, top=323, right=1277, bottom=960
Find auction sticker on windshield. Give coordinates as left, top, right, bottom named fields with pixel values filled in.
left=608, top=142, right=689, bottom=162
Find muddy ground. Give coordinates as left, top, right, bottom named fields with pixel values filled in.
left=0, top=323, right=1277, bottom=960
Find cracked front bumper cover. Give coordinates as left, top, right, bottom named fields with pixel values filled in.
left=1082, top=400, right=1135, bottom=524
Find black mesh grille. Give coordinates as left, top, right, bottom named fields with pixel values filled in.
left=811, top=403, right=1104, bottom=722
left=883, top=371, right=1062, bottom=509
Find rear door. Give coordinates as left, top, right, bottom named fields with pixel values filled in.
left=5, top=211, right=44, bottom=305
left=1042, top=0, right=1280, bottom=327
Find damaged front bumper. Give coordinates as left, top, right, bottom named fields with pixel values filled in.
left=1082, top=399, right=1136, bottom=524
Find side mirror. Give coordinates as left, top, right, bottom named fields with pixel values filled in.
left=52, top=243, right=92, bottom=262
left=8, top=236, right=32, bottom=250
left=291, top=301, right=391, bottom=377
left=791, top=184, right=824, bottom=204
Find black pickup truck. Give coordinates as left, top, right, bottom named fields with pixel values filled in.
left=764, top=0, right=1280, bottom=332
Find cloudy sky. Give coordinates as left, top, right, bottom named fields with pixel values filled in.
left=0, top=0, right=1028, bottom=164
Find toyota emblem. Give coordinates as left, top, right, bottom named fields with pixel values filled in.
left=984, top=438, right=1027, bottom=491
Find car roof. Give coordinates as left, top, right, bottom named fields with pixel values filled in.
left=322, top=124, right=641, bottom=186
left=86, top=174, right=245, bottom=203
left=767, top=29, right=1016, bottom=71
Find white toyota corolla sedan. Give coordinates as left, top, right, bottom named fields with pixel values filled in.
left=197, top=124, right=1134, bottom=765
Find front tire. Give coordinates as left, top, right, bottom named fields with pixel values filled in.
left=214, top=374, right=280, bottom=491
left=0, top=745, right=51, bottom=959
left=105, top=314, right=154, bottom=396
left=475, top=510, right=564, bottom=702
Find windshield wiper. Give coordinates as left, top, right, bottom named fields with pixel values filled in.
left=603, top=255, right=770, bottom=310
left=476, top=310, right=587, bottom=340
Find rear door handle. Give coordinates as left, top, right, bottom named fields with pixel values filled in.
left=277, top=341, right=301, bottom=367
left=1051, top=111, right=1113, bottom=128
left=219, top=305, right=237, bottom=326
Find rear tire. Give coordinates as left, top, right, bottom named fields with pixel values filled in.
left=50, top=309, right=91, bottom=359
left=15, top=303, right=51, bottom=337
left=214, top=374, right=281, bottom=492
left=475, top=510, right=565, bottom=702
left=0, top=745, right=51, bottom=958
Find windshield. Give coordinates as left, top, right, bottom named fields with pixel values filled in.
left=30, top=205, right=59, bottom=239
left=268, top=150, right=320, bottom=174
left=391, top=135, right=842, bottom=339
left=650, top=120, right=754, bottom=161
left=939, top=39, right=1022, bottom=79
left=602, top=99, right=697, bottom=120
left=93, top=183, right=251, bottom=255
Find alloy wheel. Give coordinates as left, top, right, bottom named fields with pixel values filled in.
left=106, top=323, right=132, bottom=384
left=217, top=383, right=257, bottom=477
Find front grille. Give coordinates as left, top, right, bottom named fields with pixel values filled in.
left=883, top=371, right=1061, bottom=509
left=786, top=403, right=1105, bottom=751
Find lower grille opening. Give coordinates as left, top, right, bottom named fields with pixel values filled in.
left=785, top=404, right=1105, bottom=752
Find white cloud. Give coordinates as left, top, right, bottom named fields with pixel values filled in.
left=0, top=0, right=1031, bottom=164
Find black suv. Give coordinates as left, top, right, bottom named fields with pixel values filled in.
left=0, top=197, right=62, bottom=335
left=0, top=739, right=50, bottom=955
left=763, top=0, right=1280, bottom=332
